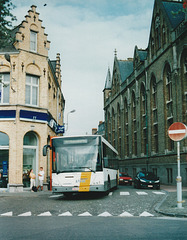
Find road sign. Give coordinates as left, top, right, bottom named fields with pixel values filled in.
left=168, top=122, right=187, bottom=141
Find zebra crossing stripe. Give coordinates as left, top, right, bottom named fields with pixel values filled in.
left=1, top=211, right=13, bottom=216
left=152, top=191, right=165, bottom=195
left=119, top=211, right=133, bottom=217
left=139, top=211, right=154, bottom=217
left=38, top=211, right=52, bottom=216
left=120, top=192, right=130, bottom=196
left=59, top=211, right=72, bottom=216
left=18, top=211, right=32, bottom=216
left=78, top=211, right=92, bottom=216
left=98, top=212, right=112, bottom=217
left=136, top=192, right=148, bottom=195
left=0, top=210, right=155, bottom=217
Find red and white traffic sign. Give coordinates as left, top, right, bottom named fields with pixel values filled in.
left=168, top=122, right=187, bottom=141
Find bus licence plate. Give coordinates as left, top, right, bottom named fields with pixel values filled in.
left=72, top=187, right=79, bottom=191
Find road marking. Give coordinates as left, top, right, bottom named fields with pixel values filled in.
left=98, top=211, right=112, bottom=217
left=120, top=192, right=130, bottom=195
left=1, top=211, right=13, bottom=216
left=109, top=192, right=113, bottom=196
left=18, top=211, right=32, bottom=216
left=38, top=211, right=52, bottom=216
left=49, top=194, right=64, bottom=198
left=58, top=211, right=72, bottom=216
left=152, top=191, right=165, bottom=195
left=139, top=211, right=154, bottom=217
left=78, top=211, right=92, bottom=216
left=119, top=211, right=133, bottom=217
left=136, top=191, right=148, bottom=195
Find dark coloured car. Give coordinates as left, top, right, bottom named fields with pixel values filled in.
left=119, top=172, right=133, bottom=185
left=134, top=171, right=160, bottom=189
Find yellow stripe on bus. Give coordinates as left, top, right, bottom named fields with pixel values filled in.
left=79, top=172, right=92, bottom=192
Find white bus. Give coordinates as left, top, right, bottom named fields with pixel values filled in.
left=43, top=135, right=119, bottom=195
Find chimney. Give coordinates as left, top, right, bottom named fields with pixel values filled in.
left=92, top=128, right=97, bottom=135
left=55, top=53, right=60, bottom=79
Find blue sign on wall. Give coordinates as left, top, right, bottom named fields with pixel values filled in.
left=3, top=161, right=8, bottom=177
left=0, top=110, right=16, bottom=120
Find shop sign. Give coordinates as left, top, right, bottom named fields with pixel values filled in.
left=48, top=115, right=64, bottom=134
left=0, top=110, right=16, bottom=120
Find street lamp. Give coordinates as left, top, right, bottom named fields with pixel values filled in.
left=66, top=109, right=76, bottom=132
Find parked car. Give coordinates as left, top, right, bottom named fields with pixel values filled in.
left=119, top=172, right=133, bottom=185
left=134, top=171, right=160, bottom=189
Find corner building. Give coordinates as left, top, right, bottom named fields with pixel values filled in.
left=0, top=6, right=65, bottom=192
left=103, top=0, right=187, bottom=185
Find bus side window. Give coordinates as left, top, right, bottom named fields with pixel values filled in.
left=104, top=157, right=108, bottom=168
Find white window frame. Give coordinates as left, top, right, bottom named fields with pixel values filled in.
left=0, top=73, right=10, bottom=104
left=30, top=30, right=37, bottom=52
left=25, top=75, right=39, bottom=106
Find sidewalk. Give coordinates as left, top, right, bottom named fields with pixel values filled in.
left=155, top=185, right=187, bottom=218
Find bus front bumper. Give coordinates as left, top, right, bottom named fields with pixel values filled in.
left=52, top=185, right=106, bottom=193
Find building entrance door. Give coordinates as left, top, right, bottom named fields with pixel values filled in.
left=0, top=132, right=9, bottom=188
left=23, top=132, right=38, bottom=187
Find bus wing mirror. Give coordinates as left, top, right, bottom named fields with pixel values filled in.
left=43, top=145, right=50, bottom=156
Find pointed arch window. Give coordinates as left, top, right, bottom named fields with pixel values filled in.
left=117, top=104, right=121, bottom=156
left=180, top=50, right=187, bottom=148
left=140, top=84, right=147, bottom=155
left=132, top=91, right=137, bottom=156
left=163, top=64, right=174, bottom=151
left=124, top=98, right=129, bottom=156
left=107, top=111, right=111, bottom=143
left=112, top=108, right=115, bottom=148
left=155, top=16, right=161, bottom=50
left=162, top=25, right=166, bottom=45
left=150, top=76, right=158, bottom=153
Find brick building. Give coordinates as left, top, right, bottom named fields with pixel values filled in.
left=0, top=6, right=65, bottom=192
left=103, top=0, right=187, bottom=185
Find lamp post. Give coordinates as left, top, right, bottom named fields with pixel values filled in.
left=66, top=109, right=76, bottom=132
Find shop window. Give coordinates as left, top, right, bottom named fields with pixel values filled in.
left=0, top=132, right=9, bottom=188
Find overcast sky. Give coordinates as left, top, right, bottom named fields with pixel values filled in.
left=12, top=0, right=154, bottom=136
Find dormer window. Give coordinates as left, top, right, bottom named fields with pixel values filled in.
left=30, top=30, right=37, bottom=52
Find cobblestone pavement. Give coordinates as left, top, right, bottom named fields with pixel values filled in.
left=1, top=185, right=187, bottom=218
left=155, top=185, right=187, bottom=217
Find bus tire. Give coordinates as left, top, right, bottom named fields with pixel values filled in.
left=106, top=176, right=111, bottom=194
left=114, top=175, right=118, bottom=190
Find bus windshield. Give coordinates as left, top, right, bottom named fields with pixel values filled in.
left=52, top=136, right=102, bottom=173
